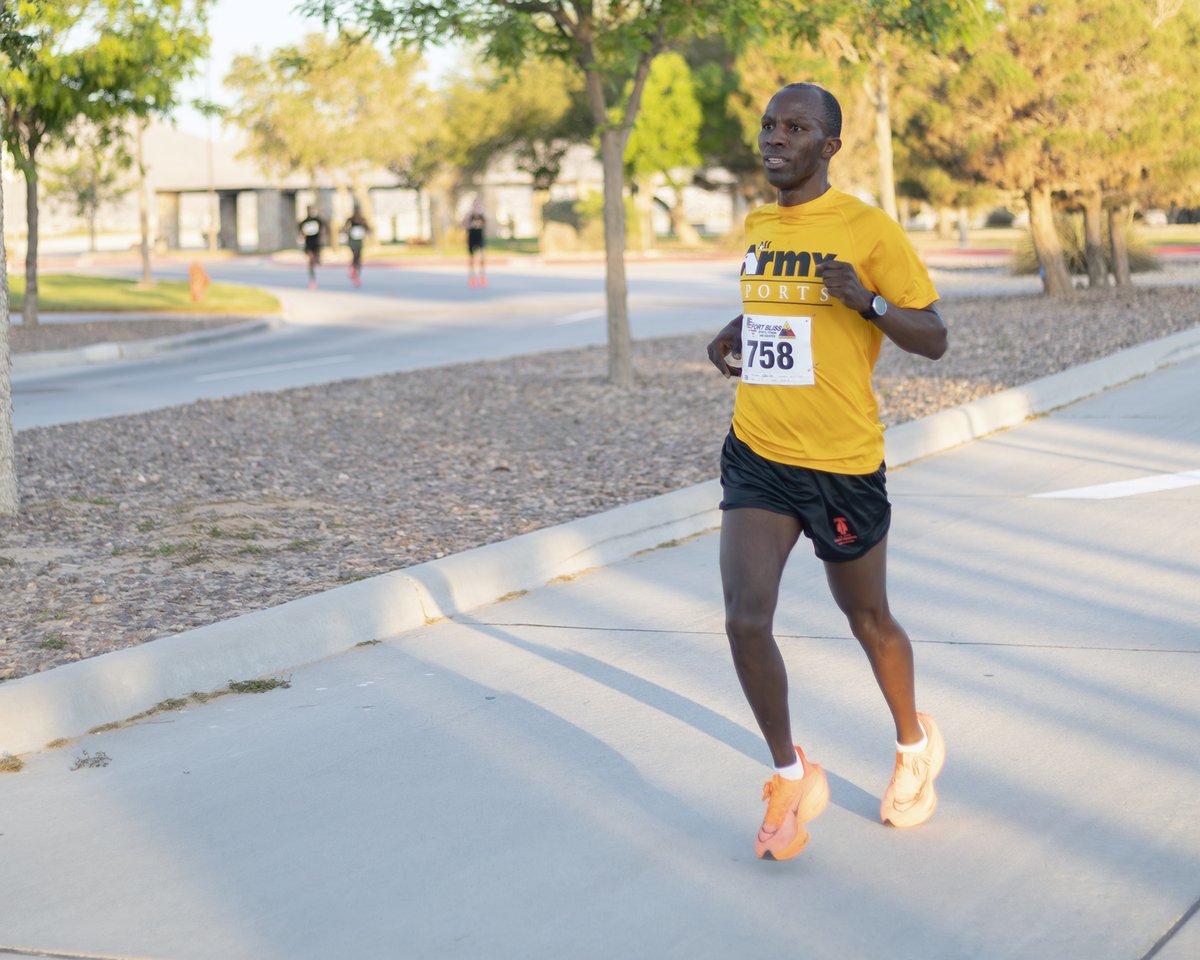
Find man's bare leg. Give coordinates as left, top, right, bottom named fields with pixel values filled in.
left=823, top=534, right=923, bottom=745
left=720, top=507, right=803, bottom=767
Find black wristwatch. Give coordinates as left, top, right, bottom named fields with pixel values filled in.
left=860, top=293, right=888, bottom=320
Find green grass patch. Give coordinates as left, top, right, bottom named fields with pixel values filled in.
left=8, top=273, right=281, bottom=315
left=146, top=541, right=209, bottom=565
left=37, top=632, right=68, bottom=650
left=227, top=677, right=291, bottom=694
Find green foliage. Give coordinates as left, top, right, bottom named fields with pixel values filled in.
left=42, top=121, right=133, bottom=246
left=0, top=0, right=212, bottom=320
left=226, top=34, right=425, bottom=183
left=0, top=1, right=212, bottom=167
left=915, top=0, right=1193, bottom=198
left=622, top=53, right=701, bottom=182
left=493, top=58, right=591, bottom=190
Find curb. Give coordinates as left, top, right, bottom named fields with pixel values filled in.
left=11, top=316, right=282, bottom=376
left=2, top=324, right=1199, bottom=755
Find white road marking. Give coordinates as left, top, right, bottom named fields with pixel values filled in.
left=195, top=355, right=355, bottom=383
left=554, top=308, right=605, bottom=325
left=1032, top=469, right=1200, bottom=500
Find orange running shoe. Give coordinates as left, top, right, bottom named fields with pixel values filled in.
left=880, top=712, right=945, bottom=828
left=755, top=746, right=830, bottom=861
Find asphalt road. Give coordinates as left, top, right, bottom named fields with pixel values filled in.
left=12, top=256, right=743, bottom=431
left=12, top=251, right=1198, bottom=432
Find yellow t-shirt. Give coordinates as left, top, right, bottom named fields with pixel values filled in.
left=731, top=188, right=939, bottom=473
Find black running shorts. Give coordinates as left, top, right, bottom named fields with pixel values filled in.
left=719, top=428, right=891, bottom=562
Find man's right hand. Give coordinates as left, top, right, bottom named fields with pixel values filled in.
left=707, top=315, right=745, bottom=379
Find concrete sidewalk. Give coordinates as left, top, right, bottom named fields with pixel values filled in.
left=0, top=333, right=1198, bottom=959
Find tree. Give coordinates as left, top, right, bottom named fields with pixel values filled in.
left=811, top=0, right=991, bottom=222
left=0, top=0, right=211, bottom=319
left=0, top=5, right=33, bottom=518
left=686, top=36, right=768, bottom=235
left=226, top=34, right=425, bottom=241
left=915, top=0, right=1190, bottom=297
left=1082, top=1, right=1200, bottom=286
left=493, top=57, right=591, bottom=239
left=42, top=122, right=132, bottom=253
left=302, top=0, right=768, bottom=388
left=0, top=162, right=15, bottom=517
left=622, top=52, right=702, bottom=246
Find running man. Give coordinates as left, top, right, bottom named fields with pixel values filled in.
left=343, top=207, right=369, bottom=287
left=464, top=199, right=487, bottom=287
left=298, top=205, right=326, bottom=289
left=706, top=82, right=949, bottom=861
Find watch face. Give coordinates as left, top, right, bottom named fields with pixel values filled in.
left=872, top=295, right=887, bottom=316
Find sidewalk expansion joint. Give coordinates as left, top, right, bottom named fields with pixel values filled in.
left=1137, top=892, right=1200, bottom=960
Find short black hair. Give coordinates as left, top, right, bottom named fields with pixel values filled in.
left=781, top=82, right=842, bottom=139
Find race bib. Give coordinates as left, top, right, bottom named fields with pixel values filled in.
left=349, top=225, right=366, bottom=239
left=301, top=221, right=320, bottom=236
left=739, top=314, right=814, bottom=386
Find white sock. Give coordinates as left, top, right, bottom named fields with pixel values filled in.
left=897, top=720, right=928, bottom=754
left=774, top=758, right=805, bottom=780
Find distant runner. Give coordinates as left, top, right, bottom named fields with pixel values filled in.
left=298, top=205, right=326, bottom=290
left=464, top=199, right=487, bottom=288
left=343, top=207, right=370, bottom=287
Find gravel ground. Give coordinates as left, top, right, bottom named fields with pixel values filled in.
left=2, top=282, right=1199, bottom=682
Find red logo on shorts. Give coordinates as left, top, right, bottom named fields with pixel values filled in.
left=833, top=516, right=857, bottom=546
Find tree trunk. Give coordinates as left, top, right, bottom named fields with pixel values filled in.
left=22, top=160, right=39, bottom=327
left=1108, top=204, right=1132, bottom=287
left=87, top=205, right=98, bottom=253
left=136, top=120, right=153, bottom=286
left=957, top=204, right=970, bottom=248
left=1026, top=185, right=1072, bottom=298
left=632, top=176, right=654, bottom=253
left=868, top=50, right=898, bottom=221
left=206, top=121, right=218, bottom=253
left=0, top=174, right=18, bottom=516
left=665, top=178, right=701, bottom=246
left=599, top=127, right=633, bottom=388
left=936, top=206, right=953, bottom=240
left=532, top=187, right=549, bottom=245
left=1081, top=187, right=1108, bottom=289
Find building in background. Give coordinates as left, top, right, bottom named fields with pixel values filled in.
left=1, top=119, right=739, bottom=258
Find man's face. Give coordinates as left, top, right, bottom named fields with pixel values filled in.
left=758, top=87, right=836, bottom=193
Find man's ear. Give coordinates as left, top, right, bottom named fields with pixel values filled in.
left=823, top=137, right=843, bottom=160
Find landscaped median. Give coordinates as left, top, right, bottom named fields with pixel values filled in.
left=6, top=273, right=284, bottom=360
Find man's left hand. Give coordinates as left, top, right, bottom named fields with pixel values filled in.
left=814, top=259, right=871, bottom=313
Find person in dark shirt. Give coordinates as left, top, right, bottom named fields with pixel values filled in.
left=298, top=205, right=326, bottom=290
left=464, top=199, right=487, bottom=288
left=343, top=207, right=370, bottom=287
